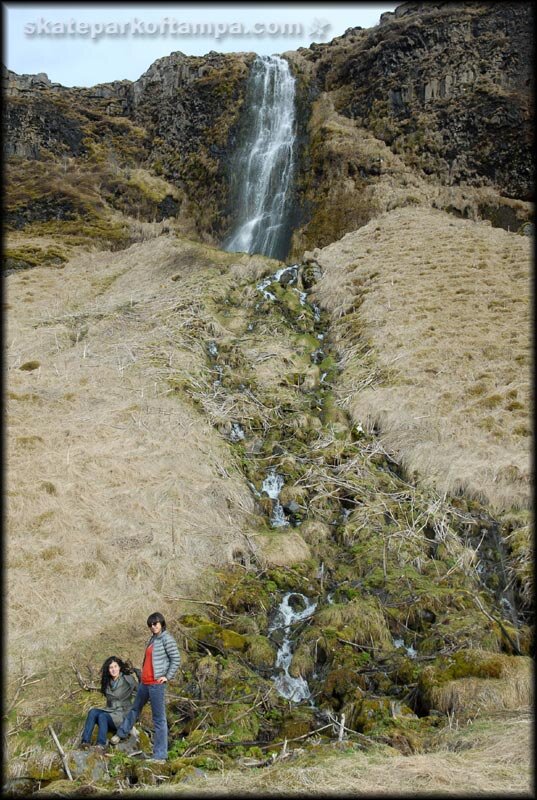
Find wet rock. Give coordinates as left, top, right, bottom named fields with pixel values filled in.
left=245, top=438, right=264, bottom=455
left=157, top=194, right=179, bottom=220
left=300, top=260, right=323, bottom=289
left=67, top=749, right=110, bottom=781
left=283, top=500, right=301, bottom=515
left=279, top=270, right=295, bottom=288
left=270, top=627, right=286, bottom=648
left=288, top=593, right=308, bottom=612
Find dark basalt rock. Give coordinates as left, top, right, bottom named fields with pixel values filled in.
left=3, top=3, right=532, bottom=252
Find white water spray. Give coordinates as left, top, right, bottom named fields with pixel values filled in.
left=269, top=592, right=317, bottom=702
left=224, top=55, right=296, bottom=260
left=262, top=470, right=288, bottom=528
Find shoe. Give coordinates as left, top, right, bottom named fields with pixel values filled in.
left=80, top=741, right=91, bottom=750
left=93, top=745, right=107, bottom=754
left=110, top=734, right=121, bottom=745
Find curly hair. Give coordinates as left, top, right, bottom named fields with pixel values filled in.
left=100, top=656, right=130, bottom=695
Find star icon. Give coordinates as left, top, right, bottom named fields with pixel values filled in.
left=308, top=18, right=331, bottom=40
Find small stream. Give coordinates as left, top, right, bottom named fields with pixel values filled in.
left=269, top=592, right=317, bottom=703
left=203, top=259, right=525, bottom=701
left=262, top=470, right=289, bottom=528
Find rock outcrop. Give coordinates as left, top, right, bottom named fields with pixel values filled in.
left=286, top=0, right=533, bottom=253
left=128, top=50, right=256, bottom=239
left=3, top=51, right=255, bottom=243
left=3, top=2, right=533, bottom=257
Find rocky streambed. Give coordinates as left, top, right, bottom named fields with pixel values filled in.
left=147, top=258, right=531, bottom=773
left=7, top=256, right=532, bottom=794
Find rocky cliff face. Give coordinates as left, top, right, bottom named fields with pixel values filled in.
left=128, top=50, right=255, bottom=238
left=3, top=50, right=255, bottom=247
left=3, top=2, right=533, bottom=255
left=286, top=1, right=533, bottom=253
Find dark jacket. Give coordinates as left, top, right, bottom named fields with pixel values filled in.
left=98, top=673, right=138, bottom=726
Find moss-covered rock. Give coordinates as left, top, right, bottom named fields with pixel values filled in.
left=277, top=706, right=316, bottom=741
left=417, top=649, right=533, bottom=716
left=210, top=701, right=260, bottom=743
left=315, top=596, right=394, bottom=655
left=191, top=621, right=247, bottom=654
left=244, top=635, right=277, bottom=671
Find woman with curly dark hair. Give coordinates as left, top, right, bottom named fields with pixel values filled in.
left=80, top=656, right=139, bottom=751
left=110, top=612, right=180, bottom=762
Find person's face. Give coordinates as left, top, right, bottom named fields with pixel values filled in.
left=108, top=661, right=121, bottom=679
left=149, top=620, right=162, bottom=634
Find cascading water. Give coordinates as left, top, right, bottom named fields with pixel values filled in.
left=269, top=592, right=317, bottom=703
left=262, top=469, right=288, bottom=528
left=224, top=55, right=296, bottom=261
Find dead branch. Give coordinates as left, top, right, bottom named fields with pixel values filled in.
left=182, top=730, right=233, bottom=757
left=72, top=664, right=99, bottom=691
left=48, top=725, right=73, bottom=781
left=337, top=636, right=376, bottom=651
left=5, top=673, right=43, bottom=717
left=162, top=594, right=228, bottom=610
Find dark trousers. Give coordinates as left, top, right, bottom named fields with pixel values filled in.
left=81, top=708, right=117, bottom=746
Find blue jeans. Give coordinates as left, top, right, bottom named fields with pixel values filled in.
left=81, top=708, right=117, bottom=746
left=116, top=682, right=168, bottom=759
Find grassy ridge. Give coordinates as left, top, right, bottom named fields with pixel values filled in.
left=313, top=207, right=531, bottom=514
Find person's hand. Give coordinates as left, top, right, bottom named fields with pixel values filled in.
left=157, top=676, right=167, bottom=684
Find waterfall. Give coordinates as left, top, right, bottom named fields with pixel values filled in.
left=269, top=593, right=317, bottom=703
left=224, top=55, right=296, bottom=261
left=261, top=469, right=289, bottom=528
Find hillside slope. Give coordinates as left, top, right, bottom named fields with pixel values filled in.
left=311, top=206, right=531, bottom=511
left=6, top=231, right=275, bottom=673
left=5, top=209, right=532, bottom=793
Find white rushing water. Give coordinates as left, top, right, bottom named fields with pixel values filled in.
left=257, top=265, right=298, bottom=300
left=269, top=592, right=317, bottom=702
left=393, top=638, right=417, bottom=658
left=230, top=422, right=245, bottom=442
left=262, top=470, right=288, bottom=528
left=224, top=55, right=296, bottom=261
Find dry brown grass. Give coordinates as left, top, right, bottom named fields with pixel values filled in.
left=252, top=531, right=312, bottom=567
left=131, top=709, right=532, bottom=796
left=5, top=233, right=276, bottom=677
left=311, top=206, right=531, bottom=511
left=423, top=654, right=533, bottom=717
